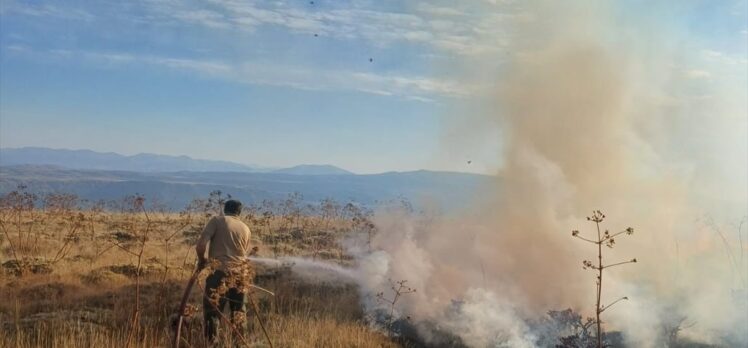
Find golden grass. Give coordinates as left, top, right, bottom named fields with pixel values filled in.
left=0, top=205, right=394, bottom=348
left=0, top=324, right=163, bottom=348
left=265, top=316, right=398, bottom=348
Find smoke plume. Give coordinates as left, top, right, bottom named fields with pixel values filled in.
left=352, top=1, right=747, bottom=347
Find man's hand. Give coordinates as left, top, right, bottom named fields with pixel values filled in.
left=197, top=257, right=208, bottom=270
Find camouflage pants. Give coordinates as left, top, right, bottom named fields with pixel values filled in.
left=203, top=270, right=247, bottom=342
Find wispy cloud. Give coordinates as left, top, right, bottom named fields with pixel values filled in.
left=416, top=3, right=466, bottom=17
left=685, top=69, right=712, bottom=79
left=1, top=1, right=509, bottom=99
left=702, top=49, right=748, bottom=66
left=12, top=46, right=466, bottom=101
left=2, top=3, right=94, bottom=21
left=4, top=44, right=29, bottom=53
left=42, top=49, right=233, bottom=76
left=134, top=0, right=519, bottom=57
left=173, top=9, right=230, bottom=29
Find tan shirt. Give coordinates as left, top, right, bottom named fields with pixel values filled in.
left=198, top=215, right=252, bottom=270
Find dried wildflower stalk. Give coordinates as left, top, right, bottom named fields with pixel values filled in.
left=203, top=260, right=275, bottom=348
left=572, top=210, right=636, bottom=348
left=375, top=279, right=416, bottom=333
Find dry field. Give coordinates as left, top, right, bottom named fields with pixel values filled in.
left=0, top=189, right=396, bottom=347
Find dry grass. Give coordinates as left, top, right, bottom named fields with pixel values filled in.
left=265, top=316, right=397, bottom=348
left=0, top=190, right=394, bottom=347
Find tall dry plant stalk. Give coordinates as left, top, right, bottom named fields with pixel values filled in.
left=375, top=278, right=416, bottom=333
left=128, top=196, right=151, bottom=347
left=106, top=195, right=153, bottom=347
left=0, top=186, right=86, bottom=275
left=572, top=210, right=636, bottom=348
left=202, top=259, right=276, bottom=347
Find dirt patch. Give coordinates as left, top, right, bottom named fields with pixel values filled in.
left=106, top=264, right=159, bottom=278
left=80, top=269, right=129, bottom=285
left=2, top=259, right=53, bottom=276
left=19, top=282, right=83, bottom=302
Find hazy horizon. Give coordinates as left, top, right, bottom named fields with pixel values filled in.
left=0, top=145, right=496, bottom=175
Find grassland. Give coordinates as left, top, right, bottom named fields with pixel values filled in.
left=0, top=189, right=395, bottom=347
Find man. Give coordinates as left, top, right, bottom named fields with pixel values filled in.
left=195, top=199, right=252, bottom=342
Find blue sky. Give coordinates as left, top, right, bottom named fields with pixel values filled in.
left=0, top=0, right=746, bottom=174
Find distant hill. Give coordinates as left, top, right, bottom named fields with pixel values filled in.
left=272, top=164, right=353, bottom=175
left=0, top=147, right=357, bottom=175
left=0, top=165, right=495, bottom=212
left=0, top=147, right=258, bottom=172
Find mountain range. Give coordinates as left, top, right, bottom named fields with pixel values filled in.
left=0, top=147, right=494, bottom=211
left=0, top=147, right=352, bottom=175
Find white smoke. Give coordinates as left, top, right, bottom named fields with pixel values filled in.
left=344, top=0, right=747, bottom=347
left=248, top=256, right=356, bottom=283
left=253, top=2, right=746, bottom=346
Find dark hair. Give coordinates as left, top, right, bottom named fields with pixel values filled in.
left=223, top=199, right=242, bottom=216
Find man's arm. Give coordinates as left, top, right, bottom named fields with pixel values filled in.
left=195, top=217, right=216, bottom=269
left=195, top=240, right=208, bottom=269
